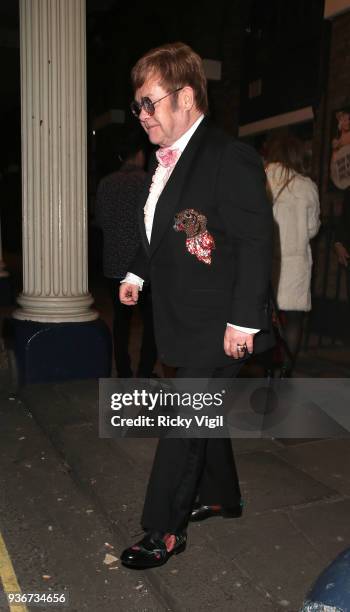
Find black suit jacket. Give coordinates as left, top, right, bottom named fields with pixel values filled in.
left=130, top=118, right=274, bottom=367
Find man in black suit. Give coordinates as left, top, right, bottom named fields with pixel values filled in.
left=119, top=42, right=273, bottom=569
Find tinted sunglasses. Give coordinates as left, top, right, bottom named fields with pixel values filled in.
left=130, top=87, right=183, bottom=118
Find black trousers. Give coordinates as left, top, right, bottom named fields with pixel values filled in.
left=110, top=280, right=157, bottom=377
left=141, top=363, right=242, bottom=534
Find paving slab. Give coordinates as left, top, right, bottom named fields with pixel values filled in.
left=55, top=426, right=151, bottom=538
left=21, top=380, right=99, bottom=427
left=290, top=498, right=350, bottom=561
left=275, top=438, right=350, bottom=496
left=197, top=511, right=326, bottom=611
left=234, top=450, right=338, bottom=513
left=153, top=525, right=276, bottom=612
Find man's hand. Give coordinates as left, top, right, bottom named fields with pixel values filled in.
left=119, top=283, right=139, bottom=305
left=224, top=326, right=254, bottom=359
left=335, top=242, right=350, bottom=267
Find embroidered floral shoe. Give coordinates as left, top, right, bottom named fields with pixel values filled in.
left=121, top=531, right=187, bottom=569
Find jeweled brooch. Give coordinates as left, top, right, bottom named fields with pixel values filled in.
left=173, top=209, right=215, bottom=265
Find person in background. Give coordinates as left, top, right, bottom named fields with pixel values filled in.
left=334, top=189, right=350, bottom=319
left=95, top=134, right=157, bottom=377
left=265, top=134, right=321, bottom=376
left=332, top=110, right=350, bottom=153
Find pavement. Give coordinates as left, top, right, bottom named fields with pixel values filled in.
left=1, top=354, right=350, bottom=612
left=1, top=272, right=350, bottom=611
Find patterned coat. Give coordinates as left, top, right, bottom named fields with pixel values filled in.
left=95, top=163, right=146, bottom=278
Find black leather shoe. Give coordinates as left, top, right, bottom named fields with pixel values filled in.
left=190, top=501, right=244, bottom=522
left=121, top=532, right=187, bottom=569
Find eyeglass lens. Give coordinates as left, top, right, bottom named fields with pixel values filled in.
left=130, top=88, right=183, bottom=118
left=131, top=98, right=154, bottom=117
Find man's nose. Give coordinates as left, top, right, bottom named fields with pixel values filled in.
left=139, top=105, right=152, bottom=122
left=139, top=108, right=148, bottom=122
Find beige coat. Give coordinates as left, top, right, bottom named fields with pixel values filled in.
left=266, top=163, right=321, bottom=311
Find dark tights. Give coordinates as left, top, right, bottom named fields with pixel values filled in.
left=280, top=310, right=304, bottom=372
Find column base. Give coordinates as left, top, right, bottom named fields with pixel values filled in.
left=3, top=317, right=112, bottom=385
left=0, top=275, right=13, bottom=306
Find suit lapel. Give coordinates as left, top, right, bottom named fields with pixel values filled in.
left=149, top=118, right=209, bottom=257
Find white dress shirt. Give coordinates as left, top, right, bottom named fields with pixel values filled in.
left=122, top=115, right=258, bottom=334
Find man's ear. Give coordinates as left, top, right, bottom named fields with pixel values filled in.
left=180, top=86, right=195, bottom=111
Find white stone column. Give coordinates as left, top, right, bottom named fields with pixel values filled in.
left=0, top=216, right=9, bottom=278
left=14, top=0, right=97, bottom=323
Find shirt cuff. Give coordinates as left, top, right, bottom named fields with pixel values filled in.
left=121, top=273, right=144, bottom=291
left=227, top=323, right=260, bottom=334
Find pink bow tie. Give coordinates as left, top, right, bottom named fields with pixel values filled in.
left=156, top=147, right=180, bottom=168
